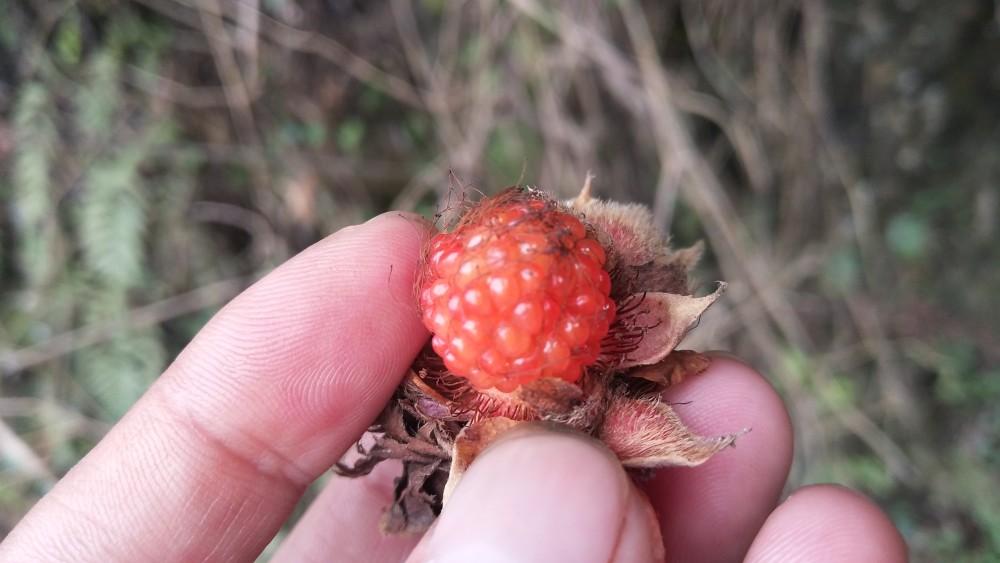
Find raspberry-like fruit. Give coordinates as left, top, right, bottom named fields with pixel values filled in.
left=420, top=188, right=616, bottom=392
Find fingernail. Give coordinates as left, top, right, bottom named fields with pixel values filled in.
left=479, top=420, right=621, bottom=465
left=408, top=429, right=642, bottom=562
left=613, top=487, right=666, bottom=563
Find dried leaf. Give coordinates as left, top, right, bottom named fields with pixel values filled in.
left=406, top=371, right=457, bottom=419
left=381, top=460, right=446, bottom=534
left=334, top=410, right=448, bottom=477
left=598, top=394, right=745, bottom=468
left=513, top=377, right=584, bottom=415
left=407, top=369, right=449, bottom=405
left=615, top=283, right=726, bottom=370
left=443, top=416, right=523, bottom=503
left=630, top=350, right=711, bottom=387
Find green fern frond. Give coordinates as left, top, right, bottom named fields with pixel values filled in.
left=149, top=143, right=198, bottom=236
left=77, top=331, right=165, bottom=421
left=75, top=51, right=121, bottom=137
left=53, top=9, right=83, bottom=68
left=34, top=370, right=84, bottom=474
left=77, top=119, right=180, bottom=289
left=78, top=279, right=129, bottom=324
left=12, top=82, right=59, bottom=288
left=12, top=83, right=57, bottom=224
left=78, top=152, right=148, bottom=289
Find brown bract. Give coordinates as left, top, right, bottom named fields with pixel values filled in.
left=335, top=179, right=744, bottom=534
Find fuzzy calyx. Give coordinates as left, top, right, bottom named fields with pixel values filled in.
left=336, top=180, right=742, bottom=535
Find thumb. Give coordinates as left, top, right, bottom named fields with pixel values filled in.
left=406, top=424, right=665, bottom=563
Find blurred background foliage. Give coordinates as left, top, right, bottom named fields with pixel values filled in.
left=1, top=0, right=998, bottom=560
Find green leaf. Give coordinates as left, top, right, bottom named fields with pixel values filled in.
left=76, top=51, right=121, bottom=136
left=77, top=332, right=164, bottom=420
left=12, top=82, right=59, bottom=287
left=78, top=121, right=175, bottom=289
left=12, top=84, right=57, bottom=224
left=336, top=118, right=365, bottom=153
left=821, top=248, right=861, bottom=294
left=54, top=10, right=83, bottom=68
left=886, top=212, right=929, bottom=260
left=303, top=120, right=327, bottom=148
left=845, top=455, right=893, bottom=495
left=822, top=376, right=858, bottom=410
left=419, top=0, right=445, bottom=15
left=78, top=151, right=148, bottom=288
left=0, top=6, right=19, bottom=51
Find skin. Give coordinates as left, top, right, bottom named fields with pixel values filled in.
left=0, top=212, right=909, bottom=562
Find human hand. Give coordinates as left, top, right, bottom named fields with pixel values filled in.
left=397, top=355, right=909, bottom=562
left=0, top=213, right=907, bottom=562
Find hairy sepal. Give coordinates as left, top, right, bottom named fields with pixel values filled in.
left=599, top=394, right=746, bottom=468
left=613, top=283, right=727, bottom=370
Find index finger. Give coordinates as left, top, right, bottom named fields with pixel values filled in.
left=641, top=356, right=794, bottom=562
left=0, top=213, right=431, bottom=562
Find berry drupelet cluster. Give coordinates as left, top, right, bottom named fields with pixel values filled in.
left=419, top=190, right=616, bottom=392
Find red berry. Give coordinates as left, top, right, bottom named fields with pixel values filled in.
left=420, top=189, right=616, bottom=391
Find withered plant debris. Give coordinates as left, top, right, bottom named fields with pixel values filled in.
left=335, top=177, right=745, bottom=534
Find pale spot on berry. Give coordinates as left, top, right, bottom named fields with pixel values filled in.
left=512, top=300, right=544, bottom=334
left=449, top=336, right=479, bottom=365
left=485, top=244, right=507, bottom=265
left=429, top=280, right=450, bottom=298
left=543, top=338, right=571, bottom=364
left=462, top=285, right=493, bottom=316
left=595, top=269, right=612, bottom=295
left=496, top=323, right=531, bottom=359
left=560, top=319, right=590, bottom=347
left=465, top=231, right=487, bottom=249
left=456, top=257, right=486, bottom=287
left=460, top=318, right=490, bottom=344
left=568, top=292, right=599, bottom=316
left=517, top=233, right=549, bottom=256
left=487, top=273, right=520, bottom=311
left=430, top=312, right=449, bottom=335
left=518, top=265, right=544, bottom=294
left=575, top=238, right=606, bottom=266
left=432, top=245, right=461, bottom=275
left=480, top=348, right=510, bottom=375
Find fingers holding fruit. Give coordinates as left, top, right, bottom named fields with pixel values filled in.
left=338, top=182, right=742, bottom=535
